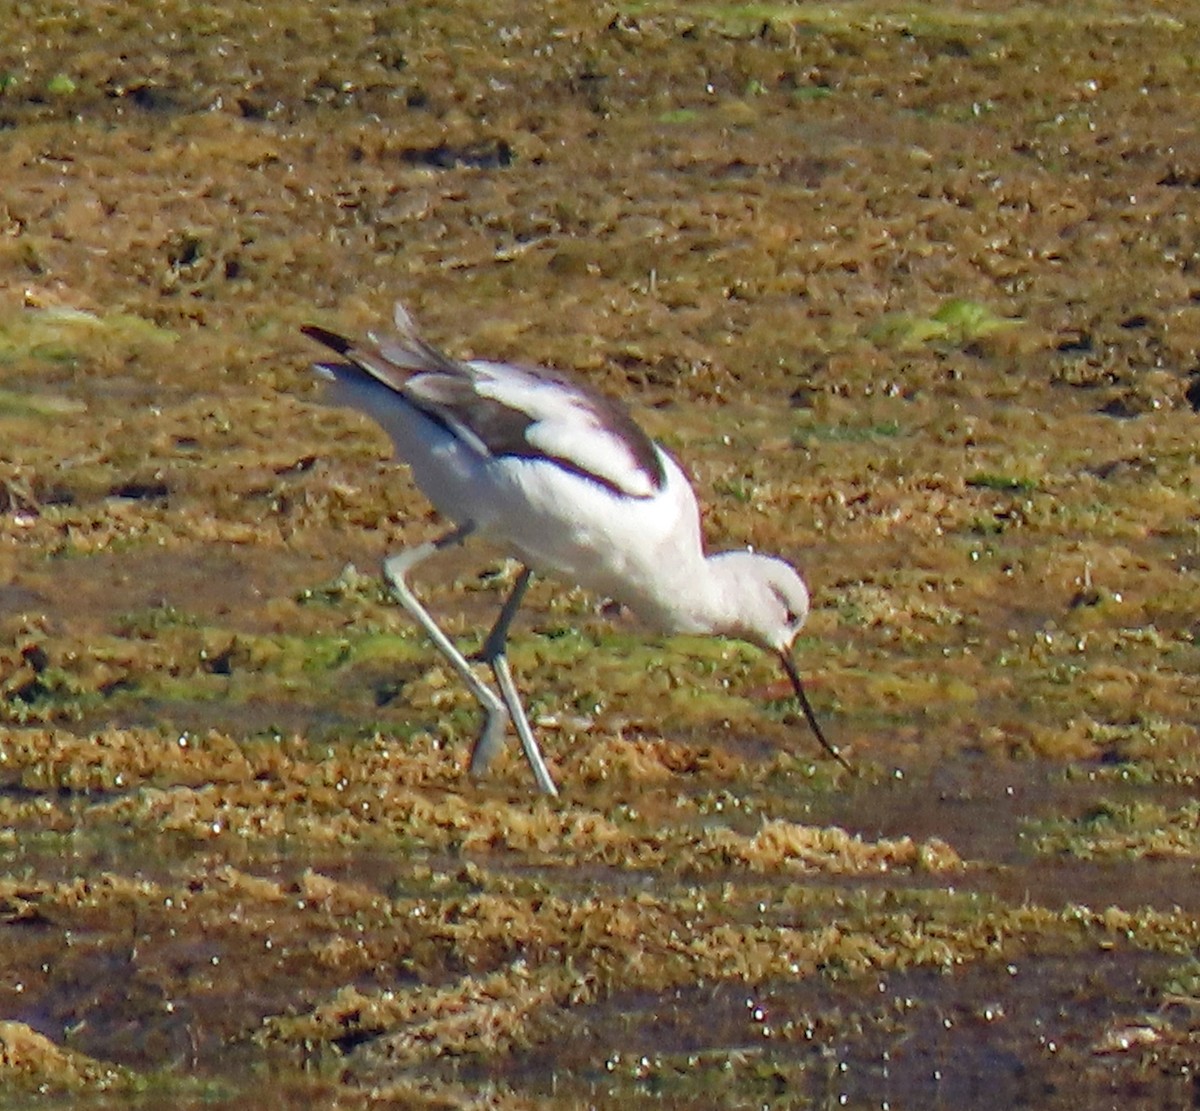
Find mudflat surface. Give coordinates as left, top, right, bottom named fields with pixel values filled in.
left=1, top=2, right=1199, bottom=1107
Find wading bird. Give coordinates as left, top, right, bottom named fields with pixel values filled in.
left=303, top=303, right=848, bottom=795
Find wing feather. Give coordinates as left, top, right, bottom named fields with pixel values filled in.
left=303, top=303, right=667, bottom=498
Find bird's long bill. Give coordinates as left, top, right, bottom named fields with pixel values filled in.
left=778, top=651, right=853, bottom=773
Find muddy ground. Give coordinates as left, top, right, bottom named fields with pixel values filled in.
left=1, top=1, right=1199, bottom=1107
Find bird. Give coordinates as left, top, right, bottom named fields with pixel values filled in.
left=301, top=302, right=849, bottom=796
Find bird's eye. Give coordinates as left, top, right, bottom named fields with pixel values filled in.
left=784, top=609, right=798, bottom=625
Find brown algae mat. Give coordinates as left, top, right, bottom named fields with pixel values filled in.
left=2, top=1, right=1200, bottom=1107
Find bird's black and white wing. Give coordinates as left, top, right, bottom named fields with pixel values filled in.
left=303, top=302, right=666, bottom=499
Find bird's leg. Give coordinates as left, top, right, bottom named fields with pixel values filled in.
left=381, top=523, right=510, bottom=772
left=474, top=567, right=559, bottom=797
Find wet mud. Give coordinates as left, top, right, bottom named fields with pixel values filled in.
left=1, top=1, right=1199, bottom=1107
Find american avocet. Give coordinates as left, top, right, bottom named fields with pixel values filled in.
left=302, top=303, right=849, bottom=796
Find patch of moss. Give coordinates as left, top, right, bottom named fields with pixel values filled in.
left=867, top=299, right=1021, bottom=351
left=1026, top=799, right=1200, bottom=862
left=0, top=307, right=177, bottom=366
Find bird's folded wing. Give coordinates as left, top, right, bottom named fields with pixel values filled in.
left=304, top=303, right=666, bottom=499
left=408, top=360, right=666, bottom=499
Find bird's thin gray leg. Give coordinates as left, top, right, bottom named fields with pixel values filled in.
left=474, top=567, right=559, bottom=797
left=381, top=523, right=510, bottom=772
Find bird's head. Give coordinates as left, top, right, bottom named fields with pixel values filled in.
left=709, top=551, right=851, bottom=772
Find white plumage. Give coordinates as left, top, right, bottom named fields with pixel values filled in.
left=303, top=302, right=848, bottom=795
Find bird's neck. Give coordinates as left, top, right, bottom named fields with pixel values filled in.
left=623, top=551, right=747, bottom=638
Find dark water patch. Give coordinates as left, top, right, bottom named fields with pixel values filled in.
left=91, top=698, right=362, bottom=743
left=496, top=952, right=1187, bottom=1111
left=804, top=756, right=1200, bottom=912
left=0, top=582, right=50, bottom=617
left=399, top=139, right=514, bottom=170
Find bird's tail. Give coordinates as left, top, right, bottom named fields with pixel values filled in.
left=301, top=302, right=467, bottom=393
left=370, top=302, right=464, bottom=377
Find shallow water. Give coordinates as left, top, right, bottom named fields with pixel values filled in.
left=1, top=0, right=1200, bottom=1106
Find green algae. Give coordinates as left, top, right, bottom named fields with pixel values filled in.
left=1027, top=799, right=1200, bottom=863
left=0, top=308, right=177, bottom=366
left=866, top=298, right=1022, bottom=350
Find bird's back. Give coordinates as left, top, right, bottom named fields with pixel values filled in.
left=303, top=304, right=713, bottom=627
